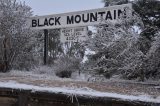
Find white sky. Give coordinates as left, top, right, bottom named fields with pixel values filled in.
left=20, top=0, right=104, bottom=16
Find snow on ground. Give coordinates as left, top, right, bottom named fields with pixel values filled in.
left=0, top=81, right=159, bottom=104
left=2, top=68, right=91, bottom=82
left=0, top=70, right=159, bottom=104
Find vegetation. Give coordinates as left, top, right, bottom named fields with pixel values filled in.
left=0, top=0, right=159, bottom=81
left=85, top=0, right=160, bottom=81
left=0, top=0, right=33, bottom=72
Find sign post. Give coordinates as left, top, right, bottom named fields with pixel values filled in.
left=44, top=29, right=48, bottom=65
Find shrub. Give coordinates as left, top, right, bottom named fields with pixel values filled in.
left=54, top=56, right=81, bottom=78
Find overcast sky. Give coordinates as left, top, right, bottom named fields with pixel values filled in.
left=20, top=0, right=104, bottom=16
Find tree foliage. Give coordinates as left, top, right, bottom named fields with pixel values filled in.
left=0, top=0, right=36, bottom=71
left=85, top=13, right=146, bottom=80
left=96, top=0, right=160, bottom=81
left=48, top=29, right=63, bottom=64
left=132, top=0, right=160, bottom=41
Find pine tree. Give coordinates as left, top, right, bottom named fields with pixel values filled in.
left=133, top=0, right=160, bottom=40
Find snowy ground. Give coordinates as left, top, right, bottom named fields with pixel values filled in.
left=0, top=69, right=159, bottom=104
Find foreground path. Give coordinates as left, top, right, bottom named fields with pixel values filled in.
left=0, top=72, right=159, bottom=106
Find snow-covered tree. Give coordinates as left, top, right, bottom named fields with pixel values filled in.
left=85, top=10, right=146, bottom=80
left=139, top=32, right=160, bottom=80
left=132, top=0, right=160, bottom=45
left=84, top=0, right=160, bottom=81
left=0, top=0, right=36, bottom=71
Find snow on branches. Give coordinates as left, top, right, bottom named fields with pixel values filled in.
left=84, top=10, right=158, bottom=81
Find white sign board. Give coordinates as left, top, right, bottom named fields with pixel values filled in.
left=60, top=27, right=88, bottom=43
left=30, top=4, right=132, bottom=30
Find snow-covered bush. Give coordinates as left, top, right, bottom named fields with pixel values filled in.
left=32, top=65, right=55, bottom=76
left=54, top=56, right=81, bottom=78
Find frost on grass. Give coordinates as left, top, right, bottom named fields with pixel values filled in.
left=32, top=66, right=55, bottom=76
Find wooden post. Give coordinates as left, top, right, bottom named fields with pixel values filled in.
left=3, top=37, right=9, bottom=72
left=44, top=29, right=48, bottom=65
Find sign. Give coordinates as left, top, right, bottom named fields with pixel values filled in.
left=30, top=4, right=132, bottom=30
left=60, top=27, right=88, bottom=43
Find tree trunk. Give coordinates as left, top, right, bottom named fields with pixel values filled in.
left=3, top=36, right=11, bottom=72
